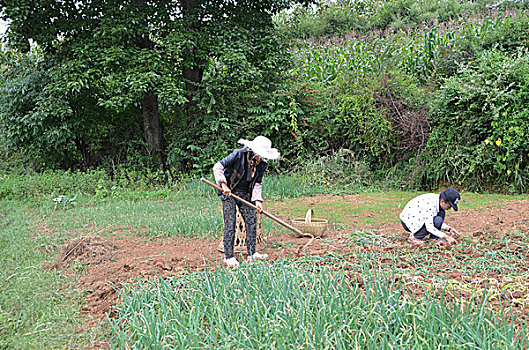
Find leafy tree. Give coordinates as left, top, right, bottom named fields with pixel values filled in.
left=0, top=47, right=144, bottom=170
left=0, top=0, right=310, bottom=170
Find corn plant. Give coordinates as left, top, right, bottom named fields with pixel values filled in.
left=291, top=13, right=529, bottom=86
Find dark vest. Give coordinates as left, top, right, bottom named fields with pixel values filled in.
left=217, top=148, right=268, bottom=196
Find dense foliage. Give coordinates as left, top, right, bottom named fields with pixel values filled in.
left=1, top=0, right=529, bottom=192
left=0, top=0, right=308, bottom=171
left=423, top=48, right=529, bottom=191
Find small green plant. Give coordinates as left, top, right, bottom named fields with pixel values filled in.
left=52, top=194, right=78, bottom=209
left=72, top=259, right=86, bottom=275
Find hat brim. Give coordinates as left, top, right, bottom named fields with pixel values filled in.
left=250, top=147, right=280, bottom=160
left=238, top=139, right=280, bottom=160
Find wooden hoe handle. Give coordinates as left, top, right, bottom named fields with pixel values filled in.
left=200, top=177, right=304, bottom=237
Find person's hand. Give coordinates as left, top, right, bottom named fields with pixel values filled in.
left=445, top=235, right=457, bottom=245
left=450, top=228, right=461, bottom=239
left=255, top=200, right=263, bottom=213
left=221, top=183, right=231, bottom=196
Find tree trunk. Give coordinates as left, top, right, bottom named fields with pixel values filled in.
left=182, top=66, right=204, bottom=125
left=134, top=0, right=165, bottom=170
left=142, top=91, right=165, bottom=170
left=182, top=0, right=205, bottom=125
left=183, top=66, right=204, bottom=93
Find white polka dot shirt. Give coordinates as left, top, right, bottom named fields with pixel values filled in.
left=399, top=193, right=449, bottom=238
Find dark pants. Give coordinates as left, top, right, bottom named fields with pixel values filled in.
left=401, top=209, right=445, bottom=240
left=221, top=192, right=257, bottom=259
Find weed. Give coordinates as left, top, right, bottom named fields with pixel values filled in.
left=52, top=194, right=78, bottom=210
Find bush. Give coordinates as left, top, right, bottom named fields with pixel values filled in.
left=274, top=1, right=367, bottom=39
left=293, top=149, right=374, bottom=190
left=420, top=48, right=529, bottom=192
left=325, top=73, right=430, bottom=169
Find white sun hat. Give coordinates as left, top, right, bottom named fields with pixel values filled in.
left=238, top=136, right=280, bottom=160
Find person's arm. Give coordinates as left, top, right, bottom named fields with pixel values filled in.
left=214, top=149, right=241, bottom=185
left=426, top=218, right=457, bottom=243
left=251, top=162, right=267, bottom=212
left=424, top=196, right=446, bottom=238
left=214, top=150, right=241, bottom=196
left=440, top=216, right=459, bottom=242
left=213, top=162, right=231, bottom=195
left=213, top=162, right=226, bottom=186
left=441, top=223, right=459, bottom=236
left=422, top=194, right=452, bottom=239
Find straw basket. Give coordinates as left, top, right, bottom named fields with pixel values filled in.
left=291, top=209, right=328, bottom=238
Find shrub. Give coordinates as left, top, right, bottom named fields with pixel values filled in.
left=275, top=1, right=367, bottom=39
left=421, top=48, right=529, bottom=192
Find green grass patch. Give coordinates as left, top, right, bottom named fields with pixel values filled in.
left=0, top=200, right=97, bottom=348
left=38, top=186, right=529, bottom=243
left=45, top=196, right=223, bottom=240
left=36, top=174, right=346, bottom=240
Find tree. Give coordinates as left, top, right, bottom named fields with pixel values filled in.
left=0, top=0, right=310, bottom=171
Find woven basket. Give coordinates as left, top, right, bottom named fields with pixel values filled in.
left=292, top=209, right=328, bottom=238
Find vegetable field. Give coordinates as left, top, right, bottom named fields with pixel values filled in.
left=3, top=186, right=524, bottom=348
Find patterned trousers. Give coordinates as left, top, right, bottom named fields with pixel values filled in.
left=221, top=192, right=257, bottom=259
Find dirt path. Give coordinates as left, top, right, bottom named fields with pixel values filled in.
left=48, top=197, right=529, bottom=342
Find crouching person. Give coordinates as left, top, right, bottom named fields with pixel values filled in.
left=400, top=187, right=461, bottom=245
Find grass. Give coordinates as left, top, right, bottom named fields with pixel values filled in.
left=46, top=196, right=223, bottom=239
left=264, top=174, right=332, bottom=199
left=269, top=189, right=529, bottom=228
left=0, top=201, right=95, bottom=348
left=41, top=181, right=528, bottom=242
left=109, top=257, right=528, bottom=349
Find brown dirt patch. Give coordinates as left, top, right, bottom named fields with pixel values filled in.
left=48, top=197, right=529, bottom=347
left=45, top=236, right=118, bottom=269
left=48, top=234, right=220, bottom=325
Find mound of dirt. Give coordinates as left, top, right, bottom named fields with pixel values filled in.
left=46, top=235, right=118, bottom=269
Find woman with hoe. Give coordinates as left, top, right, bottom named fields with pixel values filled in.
left=213, top=136, right=280, bottom=267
